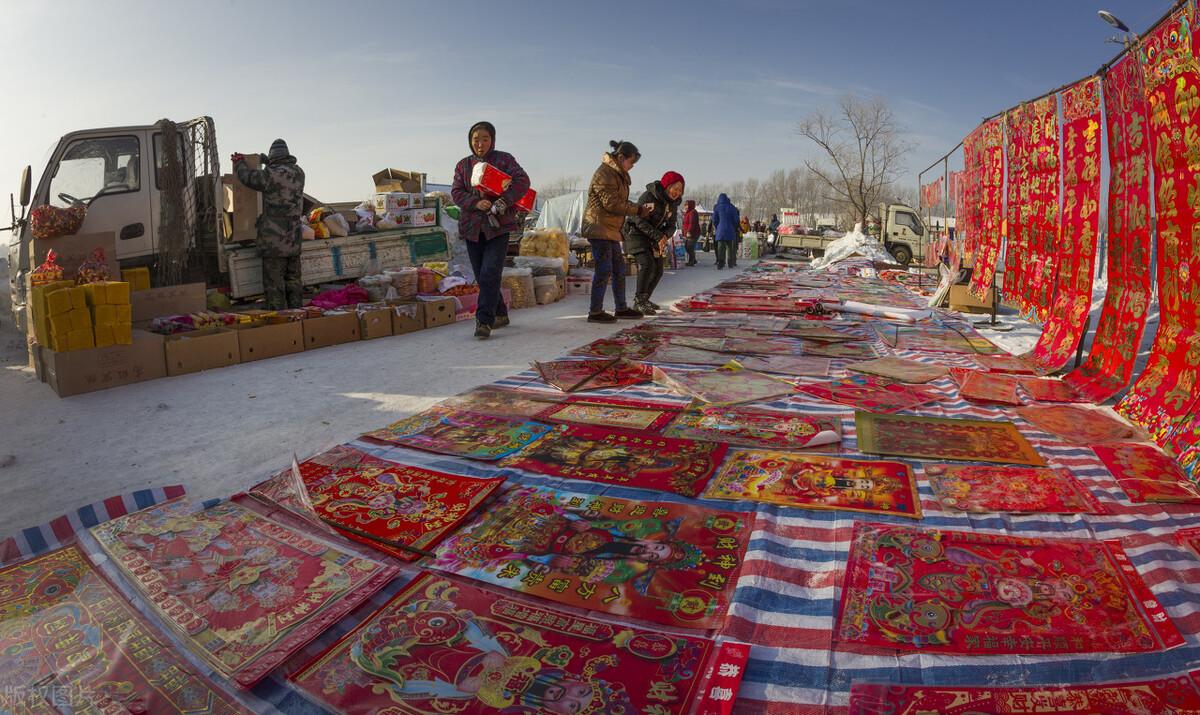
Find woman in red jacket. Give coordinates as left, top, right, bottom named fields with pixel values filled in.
left=681, top=199, right=700, bottom=266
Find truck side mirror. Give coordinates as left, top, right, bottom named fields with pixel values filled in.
left=19, top=166, right=31, bottom=207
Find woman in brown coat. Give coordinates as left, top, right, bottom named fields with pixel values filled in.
left=580, top=140, right=653, bottom=323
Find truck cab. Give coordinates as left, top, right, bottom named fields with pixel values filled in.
left=878, top=202, right=924, bottom=265
left=7, top=117, right=221, bottom=332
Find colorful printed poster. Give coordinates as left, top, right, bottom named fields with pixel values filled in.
left=89, top=499, right=399, bottom=687
left=952, top=368, right=1023, bottom=406
left=924, top=463, right=1105, bottom=514
left=535, top=357, right=654, bottom=392
left=967, top=117, right=1006, bottom=300
left=797, top=373, right=941, bottom=413
left=440, top=386, right=562, bottom=418
left=873, top=322, right=1001, bottom=355
left=1016, top=405, right=1143, bottom=444
left=290, top=574, right=745, bottom=715
left=799, top=339, right=878, bottom=360
left=1066, top=53, right=1154, bottom=403
left=974, top=353, right=1038, bottom=374
left=500, top=424, right=727, bottom=497
left=1177, top=527, right=1200, bottom=560
left=835, top=522, right=1184, bottom=654
left=363, top=407, right=554, bottom=460
left=855, top=412, right=1046, bottom=466
left=664, top=404, right=841, bottom=451
left=429, top=486, right=752, bottom=629
left=1092, top=442, right=1200, bottom=503
left=1019, top=376, right=1089, bottom=403
left=847, top=356, right=949, bottom=384
left=247, top=445, right=505, bottom=561
left=0, top=545, right=250, bottom=713
left=653, top=363, right=797, bottom=406
left=847, top=673, right=1200, bottom=715
left=1028, top=76, right=1102, bottom=372
left=704, top=450, right=920, bottom=518
left=734, top=354, right=831, bottom=377
left=572, top=334, right=662, bottom=360
left=534, top=395, right=681, bottom=431
left=650, top=344, right=736, bottom=366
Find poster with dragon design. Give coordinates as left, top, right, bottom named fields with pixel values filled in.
left=290, top=573, right=743, bottom=714
left=363, top=407, right=554, bottom=460
left=499, top=424, right=727, bottom=497
left=703, top=450, right=920, bottom=518
left=247, top=445, right=505, bottom=561
left=855, top=412, right=1045, bottom=466
left=429, top=486, right=752, bottom=630
left=923, top=464, right=1105, bottom=514
left=89, top=499, right=399, bottom=687
left=835, top=522, right=1184, bottom=654
left=0, top=545, right=251, bottom=713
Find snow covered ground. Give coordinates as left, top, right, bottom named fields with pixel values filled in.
left=0, top=253, right=731, bottom=533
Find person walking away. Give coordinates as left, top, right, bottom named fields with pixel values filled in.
left=768, top=213, right=781, bottom=253
left=711, top=193, right=740, bottom=270
left=624, top=171, right=684, bottom=315
left=451, top=121, right=530, bottom=339
left=581, top=140, right=654, bottom=323
left=233, top=140, right=305, bottom=310
left=681, top=199, right=700, bottom=266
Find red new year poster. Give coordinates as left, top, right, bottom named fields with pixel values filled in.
left=969, top=118, right=1006, bottom=300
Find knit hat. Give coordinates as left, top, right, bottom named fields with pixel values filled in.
left=660, top=171, right=685, bottom=190
left=469, top=121, right=496, bottom=155
left=268, top=139, right=289, bottom=161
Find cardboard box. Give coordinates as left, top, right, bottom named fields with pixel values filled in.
left=131, top=283, right=207, bottom=324
left=949, top=284, right=995, bottom=314
left=389, top=302, right=425, bottom=335
left=358, top=307, right=394, bottom=340
left=122, top=267, right=151, bottom=291
left=302, top=312, right=361, bottom=349
left=221, top=156, right=262, bottom=243
left=42, top=329, right=166, bottom=397
left=406, top=207, right=438, bottom=227
left=372, top=168, right=425, bottom=194
left=566, top=277, right=592, bottom=295
left=234, top=321, right=304, bottom=362
left=164, top=328, right=240, bottom=376
left=418, top=296, right=456, bottom=328
left=373, top=192, right=416, bottom=213
left=33, top=232, right=118, bottom=283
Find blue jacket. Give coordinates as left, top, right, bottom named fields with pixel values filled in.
left=712, top=193, right=740, bottom=242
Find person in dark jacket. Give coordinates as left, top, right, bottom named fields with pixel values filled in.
left=581, top=140, right=654, bottom=323
left=233, top=139, right=305, bottom=309
left=681, top=199, right=700, bottom=266
left=451, top=121, right=530, bottom=340
left=768, top=214, right=781, bottom=254
left=623, top=171, right=684, bottom=315
left=711, top=193, right=740, bottom=270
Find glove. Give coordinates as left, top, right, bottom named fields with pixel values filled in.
left=492, top=197, right=508, bottom=215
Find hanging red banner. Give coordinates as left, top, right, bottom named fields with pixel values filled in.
left=1066, top=53, right=1154, bottom=401
left=961, top=128, right=980, bottom=259
left=968, top=117, right=1005, bottom=299
left=1025, top=95, right=1063, bottom=320
left=1027, top=76, right=1102, bottom=372
left=1117, top=4, right=1200, bottom=486
left=1002, top=105, right=1032, bottom=310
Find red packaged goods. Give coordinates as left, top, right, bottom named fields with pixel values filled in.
left=470, top=161, right=511, bottom=197
left=29, top=203, right=86, bottom=239
left=515, top=187, right=537, bottom=212
left=30, top=249, right=64, bottom=286
left=75, top=246, right=112, bottom=284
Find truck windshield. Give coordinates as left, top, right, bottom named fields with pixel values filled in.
left=48, top=136, right=140, bottom=207
left=894, top=212, right=924, bottom=236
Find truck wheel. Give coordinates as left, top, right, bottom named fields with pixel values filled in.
left=890, top=245, right=913, bottom=265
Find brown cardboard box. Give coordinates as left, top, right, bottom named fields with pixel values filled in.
left=33, top=231, right=119, bottom=282
left=302, top=312, right=361, bottom=349
left=949, top=284, right=995, bottom=314
left=164, top=328, right=240, bottom=376
left=358, top=307, right=394, bottom=340
left=131, top=283, right=207, bottom=323
left=389, top=302, right=425, bottom=335
left=234, top=321, right=304, bottom=362
left=221, top=164, right=262, bottom=243
left=419, top=296, right=456, bottom=328
left=42, top=329, right=166, bottom=397
left=372, top=168, right=425, bottom=194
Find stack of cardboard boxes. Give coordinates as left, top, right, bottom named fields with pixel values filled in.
left=373, top=192, right=438, bottom=228
left=84, top=281, right=133, bottom=348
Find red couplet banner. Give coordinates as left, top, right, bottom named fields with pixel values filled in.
left=1066, top=53, right=1154, bottom=401
left=1002, top=105, right=1031, bottom=309
left=1024, top=95, right=1063, bottom=321
left=1117, top=5, right=1200, bottom=483
left=1029, top=76, right=1102, bottom=372
left=961, top=126, right=981, bottom=260
left=968, top=117, right=1004, bottom=299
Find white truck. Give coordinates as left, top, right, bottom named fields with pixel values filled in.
left=5, top=116, right=448, bottom=333
left=775, top=203, right=924, bottom=265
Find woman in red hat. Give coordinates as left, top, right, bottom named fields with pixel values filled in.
left=622, top=170, right=684, bottom=315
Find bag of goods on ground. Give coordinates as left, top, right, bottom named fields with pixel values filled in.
left=534, top=274, right=561, bottom=304
left=30, top=204, right=86, bottom=239
left=386, top=268, right=418, bottom=300
left=513, top=255, right=567, bottom=281
left=149, top=311, right=237, bottom=335
left=520, top=228, right=569, bottom=273
left=358, top=274, right=394, bottom=302
left=501, top=267, right=536, bottom=309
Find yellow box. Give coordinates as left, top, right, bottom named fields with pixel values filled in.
left=122, top=267, right=151, bottom=292
left=112, top=323, right=133, bottom=345
left=93, top=323, right=115, bottom=348
left=69, top=309, right=92, bottom=332
left=46, top=288, right=73, bottom=316
left=83, top=283, right=101, bottom=307
left=115, top=304, right=132, bottom=323
left=50, top=313, right=72, bottom=337
left=105, top=281, right=131, bottom=305
left=93, top=304, right=117, bottom=325
left=69, top=287, right=87, bottom=312
left=67, top=328, right=94, bottom=351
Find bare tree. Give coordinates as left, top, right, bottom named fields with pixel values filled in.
left=537, top=175, right=583, bottom=200
left=797, top=95, right=910, bottom=226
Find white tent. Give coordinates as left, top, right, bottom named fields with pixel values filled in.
left=534, top=190, right=587, bottom=234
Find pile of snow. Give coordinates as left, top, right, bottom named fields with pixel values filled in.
left=811, top=223, right=894, bottom=269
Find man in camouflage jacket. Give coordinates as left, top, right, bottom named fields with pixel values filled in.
left=233, top=139, right=305, bottom=309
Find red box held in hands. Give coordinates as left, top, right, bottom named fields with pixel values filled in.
left=470, top=162, right=536, bottom=212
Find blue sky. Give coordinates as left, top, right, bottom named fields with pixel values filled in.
left=0, top=0, right=1174, bottom=204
